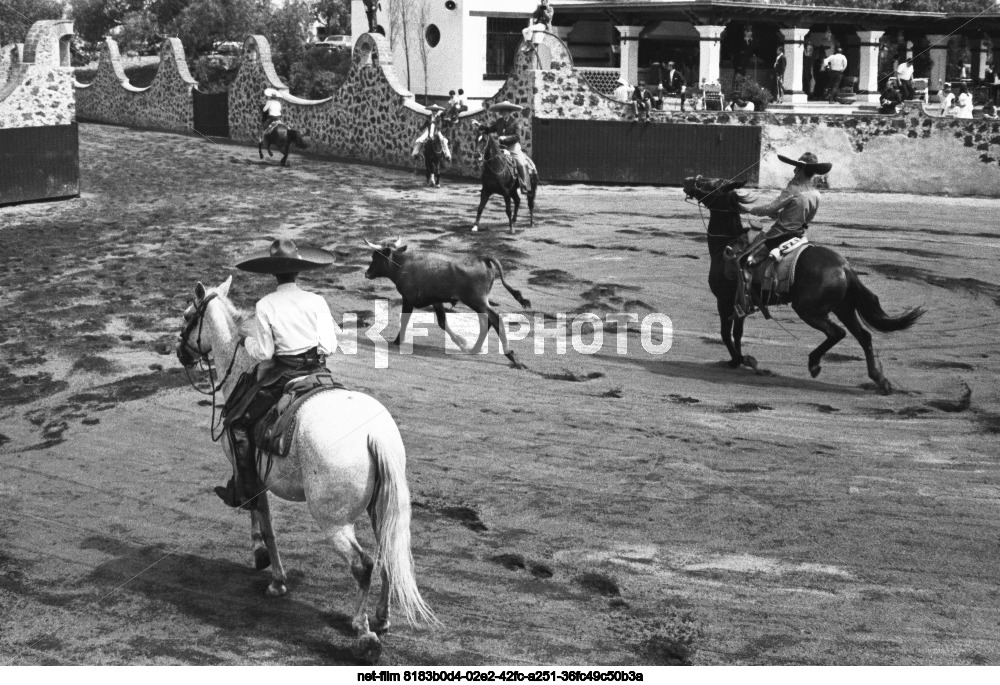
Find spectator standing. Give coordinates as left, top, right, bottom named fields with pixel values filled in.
left=613, top=77, right=631, bottom=103
left=823, top=47, right=848, bottom=102
left=773, top=46, right=786, bottom=100
left=660, top=61, right=687, bottom=111
left=363, top=0, right=380, bottom=34
left=812, top=46, right=827, bottom=100
left=896, top=59, right=915, bottom=100
left=940, top=83, right=956, bottom=116
left=523, top=0, right=553, bottom=49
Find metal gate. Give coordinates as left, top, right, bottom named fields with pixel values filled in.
left=0, top=123, right=79, bottom=206
left=531, top=118, right=761, bottom=185
left=193, top=88, right=229, bottom=138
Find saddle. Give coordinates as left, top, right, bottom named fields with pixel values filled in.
left=262, top=119, right=283, bottom=138
left=253, top=372, right=346, bottom=460
left=753, top=236, right=810, bottom=296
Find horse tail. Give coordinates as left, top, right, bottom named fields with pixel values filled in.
left=483, top=256, right=531, bottom=309
left=368, top=434, right=439, bottom=626
left=290, top=130, right=308, bottom=149
left=847, top=270, right=925, bottom=333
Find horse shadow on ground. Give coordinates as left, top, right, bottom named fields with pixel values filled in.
left=77, top=534, right=364, bottom=664
left=610, top=356, right=868, bottom=396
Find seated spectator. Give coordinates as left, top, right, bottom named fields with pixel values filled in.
left=955, top=84, right=973, bottom=119
left=730, top=98, right=755, bottom=111
left=613, top=77, right=630, bottom=103
left=982, top=101, right=999, bottom=119
left=940, top=84, right=956, bottom=116
left=631, top=84, right=653, bottom=120
left=879, top=82, right=903, bottom=115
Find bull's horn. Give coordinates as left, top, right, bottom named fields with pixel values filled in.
left=364, top=238, right=380, bottom=249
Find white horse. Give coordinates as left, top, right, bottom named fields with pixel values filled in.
left=176, top=276, right=437, bottom=662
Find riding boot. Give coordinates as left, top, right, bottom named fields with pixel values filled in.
left=215, top=430, right=259, bottom=511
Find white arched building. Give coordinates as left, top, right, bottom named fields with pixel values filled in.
left=350, top=0, right=538, bottom=101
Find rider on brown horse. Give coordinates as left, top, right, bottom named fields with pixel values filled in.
left=733, top=151, right=832, bottom=317
left=259, top=88, right=283, bottom=145
left=215, top=239, right=336, bottom=510
left=479, top=100, right=531, bottom=194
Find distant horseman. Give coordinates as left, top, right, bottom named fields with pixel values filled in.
left=479, top=100, right=532, bottom=194
left=260, top=88, right=283, bottom=145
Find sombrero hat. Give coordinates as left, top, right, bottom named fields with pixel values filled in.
left=488, top=100, right=523, bottom=113
left=425, top=104, right=446, bottom=113
left=264, top=88, right=279, bottom=98
left=778, top=151, right=833, bottom=176
left=236, top=238, right=335, bottom=275
left=616, top=76, right=628, bottom=86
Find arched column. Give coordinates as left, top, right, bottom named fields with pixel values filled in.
left=616, top=25, right=643, bottom=86
left=779, top=27, right=810, bottom=103
left=856, top=30, right=884, bottom=103
left=695, top=24, right=725, bottom=86
left=927, top=34, right=949, bottom=95
left=978, top=35, right=993, bottom=80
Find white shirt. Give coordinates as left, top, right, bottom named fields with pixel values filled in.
left=942, top=92, right=955, bottom=112
left=244, top=283, right=336, bottom=360
left=824, top=53, right=847, bottom=72
left=956, top=92, right=973, bottom=118
left=263, top=98, right=282, bottom=117
left=896, top=62, right=913, bottom=80
left=613, top=84, right=630, bottom=102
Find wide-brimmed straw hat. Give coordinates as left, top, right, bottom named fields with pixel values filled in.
left=616, top=77, right=628, bottom=86
left=426, top=104, right=446, bottom=113
left=488, top=100, right=523, bottom=113
left=778, top=151, right=833, bottom=176
left=236, top=238, right=335, bottom=275
left=264, top=88, right=278, bottom=98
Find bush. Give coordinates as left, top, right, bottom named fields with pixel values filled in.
left=728, top=75, right=773, bottom=111
left=191, top=53, right=240, bottom=93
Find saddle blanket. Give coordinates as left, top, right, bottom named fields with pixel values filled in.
left=752, top=238, right=810, bottom=295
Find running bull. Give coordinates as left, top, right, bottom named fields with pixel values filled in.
left=364, top=237, right=531, bottom=369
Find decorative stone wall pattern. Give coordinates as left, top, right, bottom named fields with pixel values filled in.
left=74, top=37, right=196, bottom=133
left=0, top=21, right=75, bottom=129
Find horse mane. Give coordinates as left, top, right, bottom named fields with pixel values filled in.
left=214, top=291, right=255, bottom=338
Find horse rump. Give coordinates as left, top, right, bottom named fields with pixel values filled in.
left=847, top=270, right=925, bottom=333
left=290, top=130, right=308, bottom=149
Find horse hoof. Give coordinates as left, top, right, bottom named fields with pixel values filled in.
left=254, top=548, right=271, bottom=571
left=727, top=358, right=742, bottom=369
left=371, top=617, right=391, bottom=634
left=878, top=378, right=894, bottom=395
left=355, top=633, right=382, bottom=665
left=743, top=355, right=759, bottom=371
left=471, top=225, right=479, bottom=232
left=266, top=581, right=287, bottom=597
left=809, top=364, right=822, bottom=378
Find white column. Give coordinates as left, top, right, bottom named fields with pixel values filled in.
left=856, top=30, right=885, bottom=103
left=978, top=36, right=993, bottom=80
left=779, top=27, right=810, bottom=104
left=927, top=34, right=949, bottom=96
left=616, top=25, right=643, bottom=86
left=695, top=24, right=725, bottom=86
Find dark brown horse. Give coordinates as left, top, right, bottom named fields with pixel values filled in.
left=423, top=130, right=445, bottom=187
left=472, top=132, right=536, bottom=233
left=259, top=121, right=308, bottom=167
left=683, top=175, right=924, bottom=394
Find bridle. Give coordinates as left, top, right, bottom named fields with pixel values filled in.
left=177, top=291, right=243, bottom=441
left=685, top=182, right=754, bottom=238
left=476, top=133, right=514, bottom=177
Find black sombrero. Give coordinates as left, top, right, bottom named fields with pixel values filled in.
left=778, top=152, right=833, bottom=176
left=236, top=238, right=335, bottom=275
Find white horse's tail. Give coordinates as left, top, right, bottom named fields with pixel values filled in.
left=368, top=435, right=440, bottom=626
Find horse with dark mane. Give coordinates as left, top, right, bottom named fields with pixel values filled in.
left=423, top=130, right=445, bottom=187
left=683, top=175, right=924, bottom=394
left=472, top=131, right=537, bottom=233
left=259, top=121, right=308, bottom=167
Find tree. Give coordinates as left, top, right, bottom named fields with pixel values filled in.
left=388, top=0, right=415, bottom=90
left=266, top=0, right=313, bottom=80
left=414, top=0, right=431, bottom=101
left=0, top=0, right=66, bottom=45
left=170, top=0, right=270, bottom=57
left=313, top=0, right=349, bottom=38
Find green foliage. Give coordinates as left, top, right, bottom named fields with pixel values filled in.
left=729, top=75, right=774, bottom=111
left=266, top=0, right=313, bottom=81
left=288, top=46, right=351, bottom=99
left=190, top=53, right=239, bottom=92
left=0, top=0, right=65, bottom=45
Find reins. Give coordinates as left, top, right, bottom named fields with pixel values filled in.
left=179, top=292, right=244, bottom=442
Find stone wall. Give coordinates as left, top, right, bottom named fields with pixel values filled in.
left=228, top=33, right=536, bottom=177
left=75, top=37, right=196, bottom=133
left=0, top=21, right=74, bottom=129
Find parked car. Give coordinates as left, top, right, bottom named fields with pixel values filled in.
left=310, top=35, right=352, bottom=51
left=212, top=41, right=242, bottom=56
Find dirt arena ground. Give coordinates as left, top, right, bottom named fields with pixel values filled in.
left=1, top=123, right=999, bottom=666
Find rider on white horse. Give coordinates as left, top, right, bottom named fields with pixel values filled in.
left=411, top=104, right=452, bottom=161
left=260, top=87, right=283, bottom=144
left=479, top=100, right=532, bottom=193
left=215, top=238, right=336, bottom=510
